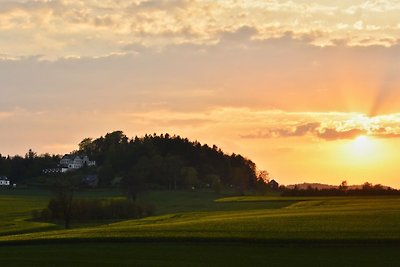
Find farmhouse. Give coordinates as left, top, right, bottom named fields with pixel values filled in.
left=0, top=176, right=10, bottom=186
left=268, top=179, right=279, bottom=190
left=43, top=154, right=96, bottom=174
left=59, top=154, right=96, bottom=170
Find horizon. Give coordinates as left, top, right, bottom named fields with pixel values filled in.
left=2, top=0, right=400, bottom=188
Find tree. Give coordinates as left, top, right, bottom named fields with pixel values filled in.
left=339, top=180, right=348, bottom=191
left=50, top=176, right=76, bottom=229
left=181, top=166, right=199, bottom=189
left=121, top=172, right=146, bottom=201
left=97, top=163, right=114, bottom=186
left=78, top=138, right=94, bottom=155
left=25, top=149, right=37, bottom=160
left=257, top=170, right=269, bottom=183
left=232, top=167, right=249, bottom=195
left=163, top=154, right=183, bottom=190
left=121, top=159, right=149, bottom=201
left=362, top=182, right=373, bottom=190
left=209, top=174, right=223, bottom=194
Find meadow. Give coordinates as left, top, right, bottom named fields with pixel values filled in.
left=0, top=188, right=399, bottom=266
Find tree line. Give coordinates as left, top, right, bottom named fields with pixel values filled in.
left=0, top=150, right=60, bottom=184
left=80, top=131, right=257, bottom=197
left=0, top=131, right=258, bottom=195
left=281, top=181, right=400, bottom=196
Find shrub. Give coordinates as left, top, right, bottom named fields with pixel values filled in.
left=33, top=198, right=155, bottom=222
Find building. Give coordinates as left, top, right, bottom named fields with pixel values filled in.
left=82, top=175, right=98, bottom=187
left=59, top=154, right=96, bottom=170
left=268, top=179, right=279, bottom=190
left=43, top=154, right=96, bottom=174
left=0, top=176, right=10, bottom=186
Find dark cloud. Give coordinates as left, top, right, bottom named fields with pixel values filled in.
left=316, top=128, right=365, bottom=141
left=241, top=122, right=320, bottom=139
left=240, top=122, right=400, bottom=141
left=242, top=122, right=400, bottom=141
left=370, top=127, right=400, bottom=139
left=132, top=0, right=190, bottom=11
left=293, top=122, right=321, bottom=136
left=219, top=26, right=258, bottom=43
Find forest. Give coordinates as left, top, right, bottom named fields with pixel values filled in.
left=0, top=131, right=258, bottom=194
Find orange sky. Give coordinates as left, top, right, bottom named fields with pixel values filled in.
left=1, top=0, right=400, bottom=187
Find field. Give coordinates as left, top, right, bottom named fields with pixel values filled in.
left=0, top=188, right=400, bottom=266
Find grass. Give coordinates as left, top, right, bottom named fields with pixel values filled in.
left=0, top=242, right=398, bottom=267
left=1, top=192, right=400, bottom=243
left=0, top=187, right=130, bottom=235
left=139, top=190, right=296, bottom=214
left=0, top=189, right=55, bottom=236
left=1, top=189, right=400, bottom=266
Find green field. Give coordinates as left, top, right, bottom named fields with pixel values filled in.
left=1, top=188, right=399, bottom=266
left=0, top=242, right=399, bottom=267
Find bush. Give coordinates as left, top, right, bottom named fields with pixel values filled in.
left=33, top=198, right=155, bottom=222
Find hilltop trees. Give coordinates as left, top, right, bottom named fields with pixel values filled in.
left=0, top=131, right=258, bottom=194
left=78, top=131, right=258, bottom=192
left=0, top=151, right=60, bottom=184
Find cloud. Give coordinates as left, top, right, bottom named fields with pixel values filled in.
left=240, top=112, right=400, bottom=141
left=370, top=126, right=400, bottom=139
left=241, top=125, right=369, bottom=141
left=219, top=26, right=258, bottom=43
left=317, top=128, right=365, bottom=141
left=241, top=122, right=321, bottom=139
left=294, top=122, right=321, bottom=136
left=1, top=0, right=400, bottom=58
left=125, top=111, right=215, bottom=128
left=2, top=34, right=400, bottom=117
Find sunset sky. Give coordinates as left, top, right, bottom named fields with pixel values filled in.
left=1, top=0, right=400, bottom=187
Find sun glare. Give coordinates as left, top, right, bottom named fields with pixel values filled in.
left=354, top=135, right=369, bottom=146
left=347, top=135, right=376, bottom=161
left=349, top=135, right=375, bottom=158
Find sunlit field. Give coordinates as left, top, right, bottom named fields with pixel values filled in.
left=0, top=189, right=399, bottom=266
left=2, top=195, right=400, bottom=242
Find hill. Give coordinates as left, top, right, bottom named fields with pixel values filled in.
left=0, top=131, right=258, bottom=193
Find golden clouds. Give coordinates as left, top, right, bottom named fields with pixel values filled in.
left=1, top=0, right=400, bottom=58
left=116, top=108, right=400, bottom=143
left=241, top=111, right=400, bottom=141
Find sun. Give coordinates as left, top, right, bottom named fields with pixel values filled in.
left=339, top=133, right=387, bottom=167
left=354, top=135, right=369, bottom=146
left=350, top=135, right=374, bottom=157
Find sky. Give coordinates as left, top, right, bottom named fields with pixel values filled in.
left=1, top=0, right=400, bottom=187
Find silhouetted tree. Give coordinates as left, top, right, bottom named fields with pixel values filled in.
left=339, top=180, right=348, bottom=191
left=121, top=166, right=147, bottom=201
left=51, top=176, right=76, bottom=229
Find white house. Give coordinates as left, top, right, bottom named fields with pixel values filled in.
left=59, top=154, right=96, bottom=171
left=0, top=176, right=10, bottom=186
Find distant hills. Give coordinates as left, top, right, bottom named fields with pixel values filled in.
left=286, top=182, right=392, bottom=190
